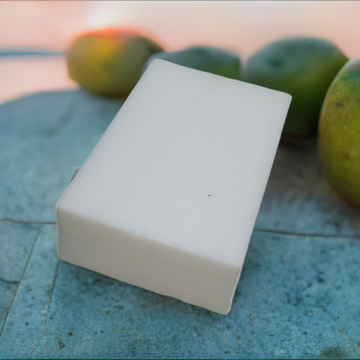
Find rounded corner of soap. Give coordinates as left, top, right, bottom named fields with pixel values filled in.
left=55, top=198, right=64, bottom=216
left=217, top=304, right=232, bottom=315
left=279, top=91, right=292, bottom=106
left=284, top=91, right=292, bottom=103
left=146, top=58, right=170, bottom=72
left=55, top=198, right=68, bottom=225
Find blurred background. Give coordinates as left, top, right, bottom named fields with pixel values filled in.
left=1, top=1, right=359, bottom=104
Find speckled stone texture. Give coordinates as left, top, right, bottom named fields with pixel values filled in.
left=0, top=90, right=359, bottom=359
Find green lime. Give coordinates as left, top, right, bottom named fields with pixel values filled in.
left=142, top=46, right=241, bottom=80
left=243, top=38, right=348, bottom=140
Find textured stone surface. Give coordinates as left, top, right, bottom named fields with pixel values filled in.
left=1, top=227, right=360, bottom=359
left=0, top=90, right=123, bottom=222
left=0, top=222, right=39, bottom=331
left=0, top=90, right=359, bottom=358
left=256, top=143, right=360, bottom=238
left=0, top=281, right=17, bottom=334
left=0, top=225, right=59, bottom=355
left=0, top=222, right=39, bottom=283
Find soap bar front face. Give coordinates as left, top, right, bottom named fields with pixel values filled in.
left=57, top=60, right=291, bottom=314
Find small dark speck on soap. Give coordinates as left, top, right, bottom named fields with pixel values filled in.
left=68, top=332, right=73, bottom=336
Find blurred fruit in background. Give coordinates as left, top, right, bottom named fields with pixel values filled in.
left=243, top=38, right=348, bottom=141
left=66, top=28, right=164, bottom=97
left=142, top=46, right=241, bottom=80
left=319, top=57, right=360, bottom=206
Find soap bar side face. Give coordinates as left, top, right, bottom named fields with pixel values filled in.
left=57, top=206, right=240, bottom=314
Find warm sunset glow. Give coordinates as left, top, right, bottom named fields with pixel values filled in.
left=74, top=28, right=155, bottom=41
left=88, top=7, right=131, bottom=30
left=1, top=1, right=359, bottom=58
left=1, top=1, right=359, bottom=103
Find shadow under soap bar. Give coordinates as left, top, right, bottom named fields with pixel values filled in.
left=56, top=60, right=291, bottom=314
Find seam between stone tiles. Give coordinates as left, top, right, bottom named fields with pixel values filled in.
left=2, top=218, right=359, bottom=240
left=253, top=228, right=360, bottom=241
left=2, top=218, right=56, bottom=225
left=34, top=260, right=60, bottom=354
left=42, top=259, right=60, bottom=336
left=0, top=228, right=41, bottom=337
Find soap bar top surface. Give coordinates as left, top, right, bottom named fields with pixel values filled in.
left=60, top=60, right=291, bottom=267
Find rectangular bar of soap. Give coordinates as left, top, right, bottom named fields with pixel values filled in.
left=56, top=60, right=291, bottom=314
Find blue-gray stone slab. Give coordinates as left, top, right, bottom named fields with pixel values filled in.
left=1, top=227, right=360, bottom=359
left=0, top=90, right=123, bottom=222
left=0, top=282, right=17, bottom=335
left=0, top=222, right=39, bottom=283
left=0, top=225, right=59, bottom=355
left=0, top=90, right=359, bottom=358
left=0, top=222, right=39, bottom=330
left=256, top=143, right=360, bottom=238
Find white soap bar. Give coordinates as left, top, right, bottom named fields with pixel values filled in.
left=56, top=60, right=291, bottom=314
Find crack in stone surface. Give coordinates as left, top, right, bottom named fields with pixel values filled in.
left=2, top=218, right=359, bottom=241
left=2, top=218, right=56, bottom=225
left=254, top=228, right=360, bottom=241
left=0, top=278, right=19, bottom=285
left=42, top=259, right=60, bottom=334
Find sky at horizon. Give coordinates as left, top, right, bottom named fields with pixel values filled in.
left=1, top=1, right=359, bottom=103
left=1, top=1, right=359, bottom=59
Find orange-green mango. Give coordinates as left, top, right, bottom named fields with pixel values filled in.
left=319, top=57, right=360, bottom=206
left=66, top=28, right=164, bottom=97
